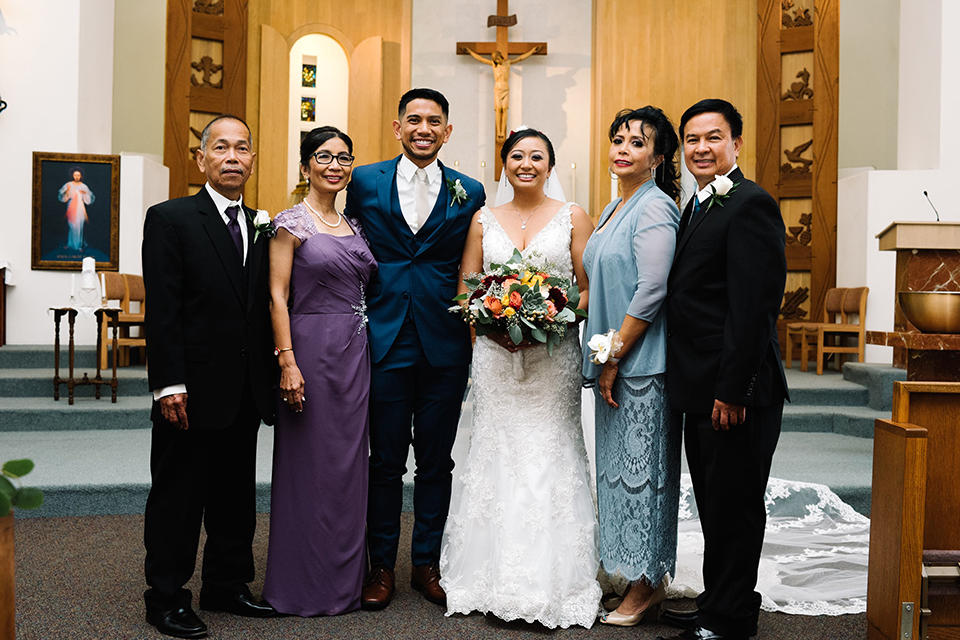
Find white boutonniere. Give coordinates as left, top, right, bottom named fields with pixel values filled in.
left=587, top=329, right=624, bottom=365
left=446, top=178, right=471, bottom=205
left=248, top=209, right=277, bottom=243
left=704, top=174, right=739, bottom=212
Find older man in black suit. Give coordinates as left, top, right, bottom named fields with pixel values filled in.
left=658, top=100, right=789, bottom=640
left=141, top=115, right=277, bottom=638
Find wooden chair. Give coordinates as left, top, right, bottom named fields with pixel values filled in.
left=867, top=382, right=960, bottom=640
left=785, top=286, right=868, bottom=374
left=99, top=273, right=146, bottom=368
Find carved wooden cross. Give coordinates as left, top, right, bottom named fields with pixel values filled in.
left=457, top=0, right=547, bottom=179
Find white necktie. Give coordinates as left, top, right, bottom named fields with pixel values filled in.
left=414, top=168, right=430, bottom=233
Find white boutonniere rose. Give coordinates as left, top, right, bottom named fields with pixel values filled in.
left=705, top=174, right=739, bottom=212
left=446, top=178, right=471, bottom=205
left=248, top=209, right=277, bottom=243
left=587, top=329, right=624, bottom=365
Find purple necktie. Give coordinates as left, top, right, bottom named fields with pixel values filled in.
left=225, top=205, right=244, bottom=259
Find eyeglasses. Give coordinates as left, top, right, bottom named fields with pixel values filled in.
left=313, top=152, right=355, bottom=167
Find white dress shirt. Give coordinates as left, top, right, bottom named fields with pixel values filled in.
left=396, top=155, right=442, bottom=234
left=153, top=183, right=249, bottom=401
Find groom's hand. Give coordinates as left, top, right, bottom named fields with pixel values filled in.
left=160, top=393, right=190, bottom=430
left=712, top=399, right=746, bottom=431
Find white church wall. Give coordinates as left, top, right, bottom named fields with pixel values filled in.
left=0, top=0, right=133, bottom=346
left=410, top=0, right=592, bottom=211
left=839, top=0, right=899, bottom=171
left=896, top=0, right=941, bottom=171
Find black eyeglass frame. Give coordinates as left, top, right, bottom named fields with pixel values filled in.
left=312, top=151, right=355, bottom=166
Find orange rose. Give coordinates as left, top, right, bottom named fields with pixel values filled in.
left=546, top=300, right=557, bottom=317
left=484, top=295, right=503, bottom=315
left=509, top=290, right=523, bottom=309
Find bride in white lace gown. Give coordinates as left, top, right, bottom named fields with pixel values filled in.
left=439, top=128, right=602, bottom=629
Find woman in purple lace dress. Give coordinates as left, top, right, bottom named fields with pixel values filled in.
left=262, top=126, right=376, bottom=616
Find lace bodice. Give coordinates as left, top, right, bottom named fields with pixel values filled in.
left=478, top=203, right=575, bottom=278
left=272, top=202, right=366, bottom=244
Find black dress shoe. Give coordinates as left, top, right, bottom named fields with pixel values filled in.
left=199, top=589, right=277, bottom=618
left=146, top=606, right=208, bottom=639
left=656, top=626, right=748, bottom=640
left=660, top=606, right=699, bottom=629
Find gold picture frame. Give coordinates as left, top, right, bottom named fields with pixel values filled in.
left=31, top=152, right=120, bottom=271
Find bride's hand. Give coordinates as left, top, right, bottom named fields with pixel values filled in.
left=487, top=331, right=535, bottom=353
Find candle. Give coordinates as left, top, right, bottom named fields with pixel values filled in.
left=570, top=163, right=577, bottom=204
left=480, top=161, right=486, bottom=185
left=70, top=274, right=76, bottom=299
left=454, top=160, right=460, bottom=169
left=610, top=173, right=618, bottom=202
left=101, top=272, right=106, bottom=301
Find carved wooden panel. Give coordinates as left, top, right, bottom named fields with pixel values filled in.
left=165, top=0, right=247, bottom=199
left=758, top=0, right=839, bottom=357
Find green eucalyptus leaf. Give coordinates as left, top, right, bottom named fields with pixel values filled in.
left=510, top=248, right=524, bottom=263
left=574, top=307, right=588, bottom=317
left=463, top=277, right=480, bottom=288
left=520, top=317, right=537, bottom=330
left=12, top=487, right=43, bottom=510
left=531, top=327, right=547, bottom=343
left=508, top=324, right=523, bottom=346
left=3, top=459, right=34, bottom=479
left=547, top=340, right=555, bottom=356
left=452, top=292, right=469, bottom=301
left=0, top=492, right=11, bottom=518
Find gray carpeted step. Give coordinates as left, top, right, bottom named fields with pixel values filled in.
left=782, top=404, right=889, bottom=438
left=0, top=396, right=151, bottom=432
left=0, top=344, right=102, bottom=369
left=0, top=367, right=149, bottom=398
left=842, top=362, right=906, bottom=411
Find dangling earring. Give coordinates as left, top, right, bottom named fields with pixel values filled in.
left=608, top=167, right=617, bottom=180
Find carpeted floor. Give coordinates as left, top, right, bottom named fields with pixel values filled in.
left=12, top=513, right=866, bottom=639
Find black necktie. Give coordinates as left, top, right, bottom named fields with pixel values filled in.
left=225, top=205, right=244, bottom=260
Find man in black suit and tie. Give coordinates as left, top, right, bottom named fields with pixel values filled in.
left=141, top=115, right=277, bottom=638
left=658, top=100, right=788, bottom=640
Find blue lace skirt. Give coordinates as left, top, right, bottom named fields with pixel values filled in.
left=593, top=373, right=681, bottom=584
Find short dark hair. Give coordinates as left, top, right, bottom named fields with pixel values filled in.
left=398, top=88, right=449, bottom=120
left=68, top=166, right=84, bottom=180
left=500, top=127, right=556, bottom=168
left=678, top=99, right=743, bottom=139
left=300, top=126, right=354, bottom=167
left=608, top=106, right=681, bottom=203
left=200, top=114, right=252, bottom=151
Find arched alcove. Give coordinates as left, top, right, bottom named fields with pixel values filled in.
left=288, top=34, right=350, bottom=197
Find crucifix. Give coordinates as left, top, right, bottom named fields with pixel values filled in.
left=457, top=0, right=547, bottom=178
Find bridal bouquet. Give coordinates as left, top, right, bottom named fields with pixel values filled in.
left=449, top=249, right=586, bottom=355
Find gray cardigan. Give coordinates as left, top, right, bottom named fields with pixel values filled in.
left=581, top=180, right=680, bottom=381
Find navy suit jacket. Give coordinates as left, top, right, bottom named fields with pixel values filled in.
left=345, top=156, right=485, bottom=367
left=665, top=168, right=789, bottom=413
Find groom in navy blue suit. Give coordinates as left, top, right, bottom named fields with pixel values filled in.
left=345, top=88, right=485, bottom=610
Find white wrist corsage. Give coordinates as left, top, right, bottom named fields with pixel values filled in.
left=587, top=329, right=624, bottom=365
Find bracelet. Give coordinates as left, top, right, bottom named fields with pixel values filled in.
left=608, top=356, right=620, bottom=364
left=274, top=347, right=293, bottom=357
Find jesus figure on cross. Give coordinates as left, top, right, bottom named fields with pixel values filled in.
left=461, top=44, right=541, bottom=143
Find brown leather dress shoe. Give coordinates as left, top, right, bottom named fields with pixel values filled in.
left=361, top=565, right=395, bottom=611
left=410, top=562, right=446, bottom=606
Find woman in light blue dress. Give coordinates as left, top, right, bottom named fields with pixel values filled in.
left=581, top=106, right=682, bottom=627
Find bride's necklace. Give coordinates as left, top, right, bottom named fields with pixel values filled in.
left=303, top=198, right=342, bottom=228
left=511, top=195, right=547, bottom=230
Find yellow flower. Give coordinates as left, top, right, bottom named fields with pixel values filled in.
left=501, top=294, right=511, bottom=306
left=503, top=307, right=516, bottom=317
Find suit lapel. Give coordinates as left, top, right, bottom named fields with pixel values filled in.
left=674, top=168, right=745, bottom=259
left=378, top=157, right=414, bottom=242
left=199, top=190, right=244, bottom=303
left=244, top=207, right=261, bottom=312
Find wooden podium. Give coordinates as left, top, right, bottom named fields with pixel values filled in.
left=867, top=382, right=960, bottom=640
